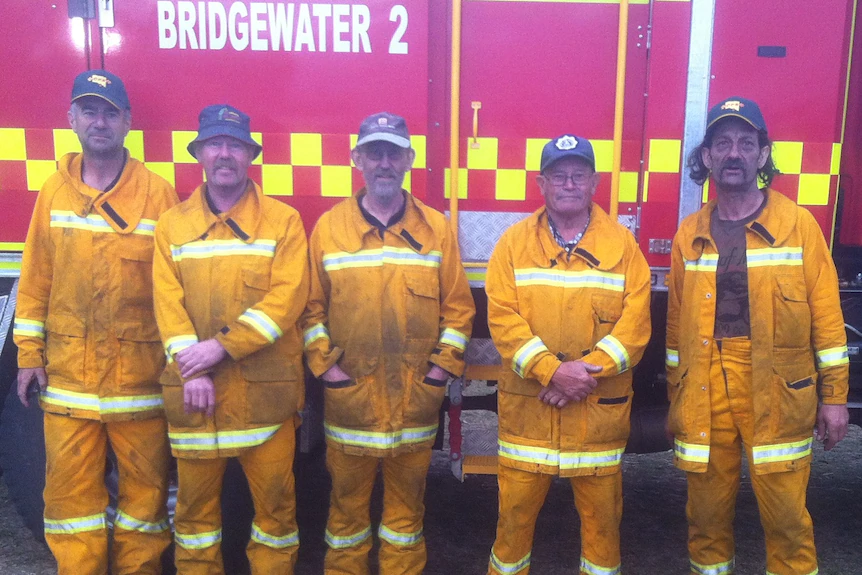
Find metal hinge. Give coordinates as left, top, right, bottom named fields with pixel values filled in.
left=648, top=239, right=672, bottom=254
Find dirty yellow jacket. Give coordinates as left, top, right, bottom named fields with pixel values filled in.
left=13, top=152, right=178, bottom=421
left=301, top=191, right=475, bottom=456
left=153, top=182, right=309, bottom=458
left=666, top=189, right=849, bottom=475
left=486, top=204, right=652, bottom=477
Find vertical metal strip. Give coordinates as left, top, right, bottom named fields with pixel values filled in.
left=0, top=280, right=19, bottom=358
left=678, top=0, right=716, bottom=224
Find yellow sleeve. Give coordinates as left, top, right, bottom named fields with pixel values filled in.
left=153, top=216, right=201, bottom=381
left=215, top=210, right=310, bottom=361
left=300, top=220, right=343, bottom=377
left=14, top=181, right=56, bottom=368
left=428, top=221, right=475, bottom=376
left=664, top=233, right=685, bottom=397
left=799, top=211, right=848, bottom=404
left=581, top=236, right=652, bottom=377
left=486, top=229, right=561, bottom=386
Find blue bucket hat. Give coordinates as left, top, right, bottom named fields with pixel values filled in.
left=540, top=134, right=596, bottom=172
left=187, top=105, right=262, bottom=160
left=71, top=69, right=130, bottom=111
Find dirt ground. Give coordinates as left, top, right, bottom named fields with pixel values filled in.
left=1, top=426, right=861, bottom=575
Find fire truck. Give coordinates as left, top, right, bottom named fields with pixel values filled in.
left=1, top=0, right=860, bottom=553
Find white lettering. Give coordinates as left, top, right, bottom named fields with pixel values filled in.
left=228, top=2, right=249, bottom=50
left=312, top=4, right=331, bottom=52
left=178, top=2, right=198, bottom=49
left=332, top=4, right=349, bottom=53
left=209, top=2, right=227, bottom=50
left=250, top=3, right=268, bottom=51
left=352, top=4, right=371, bottom=53
left=157, top=1, right=177, bottom=49
left=388, top=5, right=407, bottom=55
left=268, top=2, right=294, bottom=51
left=294, top=4, right=315, bottom=52
left=198, top=1, right=207, bottom=49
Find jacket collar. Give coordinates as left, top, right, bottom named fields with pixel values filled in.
left=173, top=180, right=262, bottom=245
left=526, top=203, right=624, bottom=270
left=686, top=188, right=796, bottom=258
left=330, top=190, right=437, bottom=254
left=59, top=151, right=149, bottom=234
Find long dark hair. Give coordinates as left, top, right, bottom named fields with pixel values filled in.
left=686, top=126, right=780, bottom=188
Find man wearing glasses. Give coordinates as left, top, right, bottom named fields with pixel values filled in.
left=302, top=112, right=474, bottom=574
left=485, top=135, right=651, bottom=575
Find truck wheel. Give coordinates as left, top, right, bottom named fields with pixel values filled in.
left=0, top=384, right=46, bottom=541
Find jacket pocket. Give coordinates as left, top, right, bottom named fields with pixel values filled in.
left=667, top=368, right=689, bottom=436
left=160, top=368, right=205, bottom=428
left=773, top=370, right=818, bottom=440
left=44, top=314, right=86, bottom=386
left=244, top=362, right=301, bottom=425
left=592, top=294, right=622, bottom=342
left=582, top=392, right=633, bottom=446
left=773, top=276, right=811, bottom=348
left=117, top=340, right=164, bottom=392
left=403, top=366, right=447, bottom=427
left=241, top=268, right=271, bottom=308
left=404, top=274, right=440, bottom=343
left=118, top=251, right=158, bottom=330
left=323, top=373, right=377, bottom=429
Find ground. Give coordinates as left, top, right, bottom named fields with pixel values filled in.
left=1, top=426, right=861, bottom=574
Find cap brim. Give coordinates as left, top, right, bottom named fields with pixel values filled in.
left=540, top=151, right=595, bottom=172
left=706, top=112, right=763, bottom=132
left=355, top=133, right=411, bottom=149
left=187, top=130, right=262, bottom=160
left=72, top=93, right=124, bottom=110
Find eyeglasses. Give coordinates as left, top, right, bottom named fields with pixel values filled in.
left=545, top=172, right=593, bottom=187
left=362, top=146, right=408, bottom=162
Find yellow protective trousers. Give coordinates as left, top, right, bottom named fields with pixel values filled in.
left=686, top=338, right=817, bottom=575
left=488, top=465, right=622, bottom=575
left=173, top=422, right=298, bottom=575
left=324, top=447, right=432, bottom=575
left=44, top=413, right=170, bottom=575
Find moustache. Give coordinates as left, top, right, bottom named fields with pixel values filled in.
left=720, top=159, right=745, bottom=171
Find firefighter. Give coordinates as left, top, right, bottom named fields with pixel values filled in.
left=152, top=105, right=309, bottom=574
left=13, top=70, right=177, bottom=574
left=667, top=97, right=850, bottom=575
left=485, top=135, right=651, bottom=575
left=301, top=112, right=475, bottom=574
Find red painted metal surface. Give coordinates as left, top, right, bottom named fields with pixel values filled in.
left=839, top=7, right=862, bottom=246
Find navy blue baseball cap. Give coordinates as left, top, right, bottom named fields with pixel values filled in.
left=355, top=112, right=411, bottom=148
left=187, top=105, right=262, bottom=159
left=706, top=97, right=767, bottom=133
left=71, top=69, right=130, bottom=111
left=540, top=135, right=596, bottom=172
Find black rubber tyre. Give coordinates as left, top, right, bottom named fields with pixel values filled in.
left=0, top=379, right=46, bottom=541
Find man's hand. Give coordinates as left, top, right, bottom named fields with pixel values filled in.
left=16, top=367, right=47, bottom=408
left=321, top=364, right=351, bottom=383
left=539, top=361, right=602, bottom=408
left=176, top=339, right=227, bottom=379
left=815, top=403, right=849, bottom=451
left=425, top=364, right=449, bottom=383
left=184, top=375, right=216, bottom=416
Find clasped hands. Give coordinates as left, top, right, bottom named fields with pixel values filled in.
left=538, top=360, right=603, bottom=408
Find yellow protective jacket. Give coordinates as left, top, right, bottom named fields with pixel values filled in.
left=666, top=189, right=849, bottom=475
left=486, top=204, right=652, bottom=477
left=14, top=152, right=178, bottom=421
left=301, top=191, right=475, bottom=456
left=153, top=181, right=309, bottom=459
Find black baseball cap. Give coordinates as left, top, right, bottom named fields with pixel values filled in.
left=540, top=134, right=596, bottom=172
left=706, top=97, right=767, bottom=132
left=355, top=112, right=411, bottom=148
left=71, top=69, right=130, bottom=111
left=187, top=105, right=262, bottom=160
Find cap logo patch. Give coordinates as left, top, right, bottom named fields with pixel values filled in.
left=721, top=100, right=743, bottom=112
left=555, top=136, right=578, bottom=150
left=218, top=108, right=242, bottom=123
left=88, top=74, right=110, bottom=88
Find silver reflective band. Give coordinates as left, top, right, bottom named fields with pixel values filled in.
left=690, top=557, right=735, bottom=575
left=114, top=510, right=169, bottom=533
left=581, top=556, right=622, bottom=575
left=44, top=513, right=107, bottom=534
left=325, top=526, right=371, bottom=549
left=175, top=528, right=222, bottom=549
left=378, top=524, right=423, bottom=546
left=250, top=523, right=299, bottom=548
left=489, top=550, right=531, bottom=574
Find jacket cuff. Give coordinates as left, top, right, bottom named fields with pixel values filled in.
left=308, top=346, right=344, bottom=378
left=581, top=349, right=618, bottom=378
left=429, top=346, right=465, bottom=377
left=531, top=354, right=562, bottom=387
left=819, top=366, right=849, bottom=404
left=17, top=353, right=45, bottom=370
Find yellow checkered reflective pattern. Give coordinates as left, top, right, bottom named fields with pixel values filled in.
left=0, top=128, right=840, bottom=206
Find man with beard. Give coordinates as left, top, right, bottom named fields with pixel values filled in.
left=484, top=134, right=651, bottom=575
left=153, top=105, right=309, bottom=573
left=666, top=97, right=849, bottom=575
left=301, top=112, right=474, bottom=574
left=14, top=70, right=177, bottom=573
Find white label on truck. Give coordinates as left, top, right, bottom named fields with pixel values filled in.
left=157, top=2, right=409, bottom=54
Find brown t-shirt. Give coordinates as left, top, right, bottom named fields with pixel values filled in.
left=711, top=196, right=766, bottom=339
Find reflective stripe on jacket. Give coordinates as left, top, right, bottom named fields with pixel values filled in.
left=153, top=181, right=309, bottom=458
left=666, top=190, right=849, bottom=474
left=301, top=191, right=475, bottom=456
left=486, top=204, right=651, bottom=477
left=14, top=152, right=178, bottom=421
